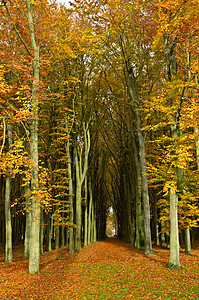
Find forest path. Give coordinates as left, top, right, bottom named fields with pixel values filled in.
left=0, top=238, right=199, bottom=299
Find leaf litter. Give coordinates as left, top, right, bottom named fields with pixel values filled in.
left=0, top=238, right=199, bottom=299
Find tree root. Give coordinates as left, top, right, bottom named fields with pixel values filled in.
left=166, top=262, right=183, bottom=270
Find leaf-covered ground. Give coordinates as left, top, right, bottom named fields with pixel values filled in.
left=0, top=238, right=199, bottom=299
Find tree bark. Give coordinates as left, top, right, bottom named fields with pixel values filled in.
left=40, top=208, right=44, bottom=254
left=127, top=70, right=152, bottom=254
left=46, top=214, right=52, bottom=252
left=5, top=123, right=13, bottom=262
left=84, top=175, right=88, bottom=246
left=167, top=190, right=181, bottom=269
left=24, top=181, right=30, bottom=258
left=185, top=228, right=192, bottom=254
left=5, top=174, right=12, bottom=262
left=88, top=177, right=92, bottom=245
left=75, top=122, right=90, bottom=250
left=26, top=0, right=40, bottom=274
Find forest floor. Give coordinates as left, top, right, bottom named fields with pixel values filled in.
left=0, top=238, right=199, bottom=299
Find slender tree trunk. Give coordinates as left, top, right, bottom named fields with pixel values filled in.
left=65, top=114, right=75, bottom=254
left=88, top=177, right=92, bottom=245
left=68, top=144, right=74, bottom=253
left=84, top=175, right=88, bottom=246
left=127, top=71, right=152, bottom=254
left=75, top=123, right=90, bottom=251
left=46, top=214, right=52, bottom=252
left=55, top=224, right=59, bottom=250
left=185, top=228, right=192, bottom=254
left=154, top=200, right=160, bottom=246
left=5, top=174, right=12, bottom=262
left=26, top=0, right=40, bottom=274
left=167, top=190, right=181, bottom=268
left=24, top=181, right=30, bottom=258
left=65, top=227, right=68, bottom=246
left=61, top=215, right=65, bottom=247
left=163, top=35, right=182, bottom=268
left=93, top=203, right=97, bottom=243
left=75, top=156, right=82, bottom=251
left=127, top=102, right=145, bottom=249
left=160, top=222, right=166, bottom=247
left=5, top=124, right=13, bottom=262
left=195, top=128, right=199, bottom=170
left=40, top=208, right=44, bottom=254
left=91, top=201, right=94, bottom=244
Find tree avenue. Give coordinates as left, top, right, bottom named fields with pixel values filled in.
left=0, top=0, right=199, bottom=273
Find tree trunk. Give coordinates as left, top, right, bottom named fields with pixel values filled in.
left=127, top=70, right=152, bottom=254
left=84, top=176, right=88, bottom=246
left=55, top=225, right=59, bottom=250
left=5, top=124, right=13, bottom=262
left=61, top=214, right=65, bottom=247
left=24, top=181, right=30, bottom=258
left=68, top=148, right=74, bottom=253
left=5, top=174, right=12, bottom=262
left=40, top=208, right=44, bottom=254
left=127, top=101, right=145, bottom=249
left=166, top=190, right=181, bottom=269
left=163, top=35, right=182, bottom=268
left=93, top=203, right=97, bottom=243
left=154, top=200, right=160, bottom=246
left=185, top=227, right=192, bottom=254
left=160, top=223, right=166, bottom=247
left=75, top=160, right=82, bottom=251
left=26, top=0, right=40, bottom=274
left=65, top=115, right=75, bottom=254
left=46, top=214, right=52, bottom=252
left=135, top=188, right=145, bottom=250
left=88, top=177, right=93, bottom=245
left=75, top=123, right=90, bottom=251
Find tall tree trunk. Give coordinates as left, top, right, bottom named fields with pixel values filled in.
left=93, top=204, right=97, bottom=243
left=127, top=70, right=152, bottom=254
left=160, top=223, right=166, bottom=247
left=75, top=122, right=90, bottom=251
left=61, top=213, right=65, bottom=247
left=88, top=177, right=92, bottom=245
left=195, top=128, right=199, bottom=170
left=5, top=123, right=13, bottom=262
left=84, top=175, right=88, bottom=246
left=75, top=152, right=82, bottom=251
left=5, top=177, right=12, bottom=262
left=55, top=224, right=59, bottom=250
left=65, top=111, right=75, bottom=254
left=40, top=208, right=44, bottom=254
left=24, top=181, right=30, bottom=258
left=163, top=35, right=181, bottom=269
left=67, top=140, right=74, bottom=254
left=167, top=191, right=181, bottom=269
left=127, top=101, right=145, bottom=249
left=185, top=228, right=192, bottom=254
left=26, top=0, right=40, bottom=274
left=46, top=213, right=52, bottom=252
left=154, top=200, right=160, bottom=246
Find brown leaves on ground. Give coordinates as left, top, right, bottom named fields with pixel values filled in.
left=0, top=238, right=199, bottom=299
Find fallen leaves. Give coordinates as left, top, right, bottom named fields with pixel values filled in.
left=0, top=238, right=199, bottom=299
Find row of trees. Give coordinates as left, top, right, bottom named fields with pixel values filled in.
left=0, top=0, right=199, bottom=273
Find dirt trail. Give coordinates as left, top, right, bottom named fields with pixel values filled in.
left=73, top=238, right=139, bottom=263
